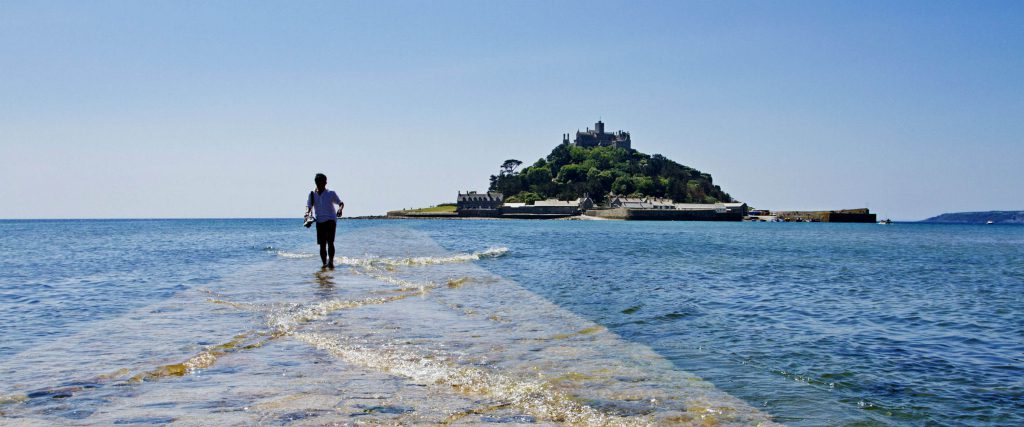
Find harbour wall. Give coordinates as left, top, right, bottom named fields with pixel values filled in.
left=585, top=208, right=743, bottom=221
left=774, top=209, right=877, bottom=223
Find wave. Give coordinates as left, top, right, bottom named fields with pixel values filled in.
left=266, top=294, right=420, bottom=333
left=277, top=247, right=509, bottom=266
left=124, top=294, right=425, bottom=385
left=130, top=331, right=273, bottom=382
left=341, top=247, right=509, bottom=267
left=350, top=267, right=454, bottom=292
left=275, top=251, right=317, bottom=259
left=293, top=332, right=650, bottom=426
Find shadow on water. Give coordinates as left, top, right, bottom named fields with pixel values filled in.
left=313, top=270, right=336, bottom=298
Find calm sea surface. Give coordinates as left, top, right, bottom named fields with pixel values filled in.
left=0, top=219, right=1021, bottom=425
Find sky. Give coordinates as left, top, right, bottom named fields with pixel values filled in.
left=1, top=1, right=1021, bottom=220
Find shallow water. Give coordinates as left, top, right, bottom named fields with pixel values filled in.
left=0, top=219, right=1021, bottom=425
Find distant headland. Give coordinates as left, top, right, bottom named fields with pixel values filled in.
left=387, top=120, right=876, bottom=223
left=921, top=211, right=1024, bottom=224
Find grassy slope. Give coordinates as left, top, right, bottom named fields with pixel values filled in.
left=402, top=205, right=457, bottom=213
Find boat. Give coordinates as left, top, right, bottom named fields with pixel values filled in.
left=879, top=219, right=893, bottom=225
left=987, top=220, right=994, bottom=225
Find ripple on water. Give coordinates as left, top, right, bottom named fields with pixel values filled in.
left=2, top=220, right=1022, bottom=425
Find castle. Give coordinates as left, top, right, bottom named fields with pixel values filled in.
left=562, top=120, right=631, bottom=149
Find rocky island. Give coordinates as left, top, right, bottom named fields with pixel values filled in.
left=388, top=120, right=875, bottom=222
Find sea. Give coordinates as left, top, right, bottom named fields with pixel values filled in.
left=0, top=219, right=1021, bottom=426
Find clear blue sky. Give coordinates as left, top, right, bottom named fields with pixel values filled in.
left=1, top=1, right=1021, bottom=220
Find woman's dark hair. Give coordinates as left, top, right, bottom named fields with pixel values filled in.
left=314, top=173, right=327, bottom=184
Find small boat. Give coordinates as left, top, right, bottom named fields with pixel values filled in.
left=878, top=219, right=893, bottom=225
left=987, top=220, right=994, bottom=225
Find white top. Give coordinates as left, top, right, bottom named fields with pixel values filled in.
left=307, top=189, right=343, bottom=222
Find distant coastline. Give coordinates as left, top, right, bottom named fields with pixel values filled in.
left=921, top=211, right=1024, bottom=224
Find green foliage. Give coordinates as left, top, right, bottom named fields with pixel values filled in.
left=507, top=191, right=542, bottom=204
left=489, top=144, right=734, bottom=204
left=611, top=175, right=634, bottom=195
left=632, top=176, right=655, bottom=195
left=500, top=159, right=523, bottom=175
left=555, top=164, right=587, bottom=183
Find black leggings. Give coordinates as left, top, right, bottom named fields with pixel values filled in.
left=315, top=220, right=337, bottom=265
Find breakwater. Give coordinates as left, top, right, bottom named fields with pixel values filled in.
left=773, top=208, right=877, bottom=223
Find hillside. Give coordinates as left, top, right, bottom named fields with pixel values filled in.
left=488, top=143, right=734, bottom=204
left=921, top=211, right=1024, bottom=224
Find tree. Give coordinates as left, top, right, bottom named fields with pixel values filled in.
left=611, top=175, right=634, bottom=195
left=632, top=176, right=655, bottom=195
left=555, top=164, right=587, bottom=183
left=687, top=180, right=705, bottom=202
left=525, top=166, right=553, bottom=195
left=511, top=191, right=542, bottom=204
left=500, top=159, right=523, bottom=176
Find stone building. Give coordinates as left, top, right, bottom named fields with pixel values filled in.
left=500, top=197, right=595, bottom=217
left=608, top=197, right=747, bottom=215
left=609, top=196, right=674, bottom=210
left=533, top=197, right=595, bottom=211
left=722, top=202, right=749, bottom=216
left=456, top=191, right=503, bottom=216
left=562, top=120, right=631, bottom=149
left=609, top=197, right=649, bottom=209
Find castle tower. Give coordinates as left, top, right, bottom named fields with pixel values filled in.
left=595, top=120, right=605, bottom=134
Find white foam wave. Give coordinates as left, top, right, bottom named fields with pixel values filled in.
left=351, top=268, right=439, bottom=292
left=276, top=247, right=508, bottom=266
left=336, top=247, right=509, bottom=268
left=275, top=251, right=317, bottom=259
left=267, top=294, right=415, bottom=332
left=294, top=332, right=648, bottom=426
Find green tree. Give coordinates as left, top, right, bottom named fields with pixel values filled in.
left=611, top=175, right=634, bottom=195
left=555, top=164, right=587, bottom=183
left=512, top=191, right=542, bottom=204
left=632, top=176, right=655, bottom=195
left=500, top=159, right=523, bottom=176
left=525, top=166, right=553, bottom=195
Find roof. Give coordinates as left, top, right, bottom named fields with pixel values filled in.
left=611, top=197, right=648, bottom=203
left=648, top=198, right=675, bottom=207
left=457, top=191, right=504, bottom=202
left=534, top=199, right=579, bottom=207
left=674, top=203, right=727, bottom=212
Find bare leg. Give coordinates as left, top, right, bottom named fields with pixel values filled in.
left=327, top=242, right=335, bottom=269
left=319, top=243, right=328, bottom=267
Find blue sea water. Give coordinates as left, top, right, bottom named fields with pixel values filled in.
left=0, top=219, right=1021, bottom=425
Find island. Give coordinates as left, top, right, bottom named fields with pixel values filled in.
left=388, top=120, right=877, bottom=222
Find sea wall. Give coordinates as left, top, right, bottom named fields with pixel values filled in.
left=386, top=211, right=459, bottom=219
left=584, top=207, right=629, bottom=220
left=774, top=209, right=877, bottom=223
left=457, top=209, right=502, bottom=218
left=585, top=208, right=742, bottom=221
left=499, top=205, right=578, bottom=216
left=826, top=213, right=878, bottom=223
